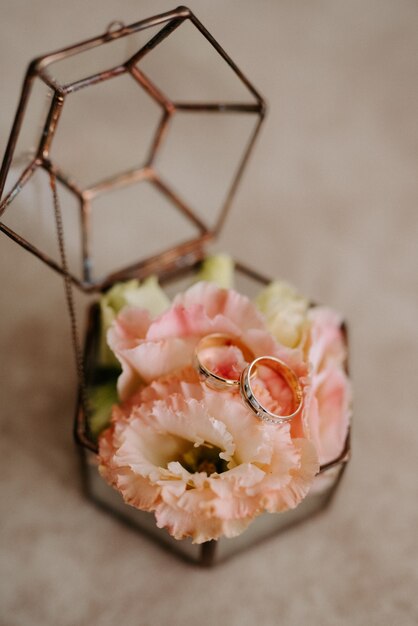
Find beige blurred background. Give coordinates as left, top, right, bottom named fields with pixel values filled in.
left=1, top=1, right=417, bottom=625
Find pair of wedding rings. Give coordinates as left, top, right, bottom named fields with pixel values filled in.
left=194, top=333, right=303, bottom=425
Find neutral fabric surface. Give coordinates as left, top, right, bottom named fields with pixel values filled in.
left=1, top=1, right=417, bottom=625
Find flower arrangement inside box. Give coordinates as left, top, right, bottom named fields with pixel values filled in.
left=0, top=7, right=351, bottom=566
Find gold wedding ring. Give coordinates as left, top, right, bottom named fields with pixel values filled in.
left=194, top=333, right=255, bottom=390
left=240, top=356, right=303, bottom=424
left=195, top=336, right=303, bottom=425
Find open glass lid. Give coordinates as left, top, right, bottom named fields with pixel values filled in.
left=0, top=6, right=265, bottom=293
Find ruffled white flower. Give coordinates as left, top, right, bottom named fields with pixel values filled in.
left=99, top=375, right=319, bottom=543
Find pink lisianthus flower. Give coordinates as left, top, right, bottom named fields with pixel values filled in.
left=253, top=280, right=351, bottom=467
left=303, top=307, right=351, bottom=466
left=98, top=277, right=351, bottom=540
left=98, top=372, right=319, bottom=543
left=108, top=281, right=306, bottom=402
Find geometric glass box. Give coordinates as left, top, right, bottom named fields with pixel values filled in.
left=0, top=5, right=265, bottom=293
left=0, top=6, right=350, bottom=566
left=78, top=275, right=350, bottom=566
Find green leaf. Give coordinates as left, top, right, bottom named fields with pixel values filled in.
left=87, top=380, right=119, bottom=438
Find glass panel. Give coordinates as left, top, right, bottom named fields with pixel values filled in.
left=48, top=73, right=163, bottom=189
left=0, top=167, right=83, bottom=280
left=1, top=78, right=52, bottom=199
left=215, top=478, right=336, bottom=563
left=89, top=180, right=200, bottom=280
left=139, top=19, right=258, bottom=104
left=43, top=24, right=164, bottom=87
left=154, top=111, right=259, bottom=230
